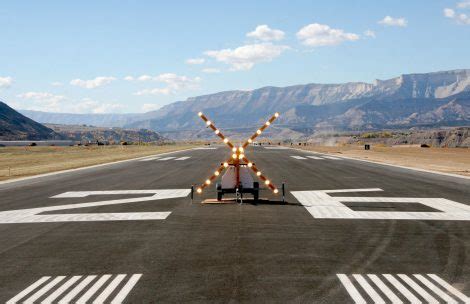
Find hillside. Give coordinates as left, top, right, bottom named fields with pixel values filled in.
left=0, top=101, right=58, bottom=140
left=46, top=124, right=166, bottom=144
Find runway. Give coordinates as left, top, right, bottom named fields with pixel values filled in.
left=1, top=145, right=470, bottom=303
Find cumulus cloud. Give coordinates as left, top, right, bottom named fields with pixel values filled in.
left=186, top=58, right=205, bottom=65
left=205, top=43, right=289, bottom=71
left=296, top=23, right=359, bottom=47
left=71, top=98, right=124, bottom=114
left=457, top=0, right=470, bottom=8
left=17, top=92, right=66, bottom=111
left=51, top=81, right=63, bottom=87
left=0, top=76, right=13, bottom=88
left=124, top=76, right=134, bottom=81
left=378, top=16, right=408, bottom=27
left=70, top=76, right=116, bottom=89
left=141, top=103, right=161, bottom=112
left=246, top=25, right=285, bottom=41
left=202, top=68, right=221, bottom=74
left=444, top=7, right=470, bottom=24
left=133, top=73, right=201, bottom=95
left=364, top=30, right=376, bottom=38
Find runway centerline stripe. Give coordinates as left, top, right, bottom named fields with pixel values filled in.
left=41, top=275, right=82, bottom=304
left=58, top=275, right=97, bottom=304
left=6, top=276, right=50, bottom=304
left=23, top=276, right=66, bottom=304
left=76, top=274, right=112, bottom=303
left=93, top=274, right=126, bottom=303
left=427, top=274, right=470, bottom=302
left=290, top=156, right=307, bottom=160
left=337, top=274, right=367, bottom=304
left=111, top=274, right=143, bottom=304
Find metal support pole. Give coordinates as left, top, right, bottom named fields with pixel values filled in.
left=190, top=185, right=194, bottom=203
left=282, top=182, right=285, bottom=204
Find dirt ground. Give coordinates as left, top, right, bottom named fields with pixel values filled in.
left=296, top=145, right=470, bottom=177
left=0, top=144, right=195, bottom=181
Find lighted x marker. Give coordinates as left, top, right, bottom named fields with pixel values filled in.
left=196, top=111, right=280, bottom=195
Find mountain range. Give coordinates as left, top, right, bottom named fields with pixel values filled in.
left=18, top=69, right=470, bottom=139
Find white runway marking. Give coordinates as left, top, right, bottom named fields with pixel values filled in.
left=338, top=274, right=468, bottom=304
left=0, top=189, right=190, bottom=224
left=264, top=146, right=290, bottom=150
left=323, top=155, right=342, bottom=160
left=159, top=156, right=176, bottom=161
left=138, top=156, right=161, bottom=161
left=292, top=188, right=470, bottom=221
left=175, top=156, right=191, bottom=160
left=290, top=156, right=308, bottom=160
left=306, top=155, right=323, bottom=160
left=193, top=147, right=217, bottom=150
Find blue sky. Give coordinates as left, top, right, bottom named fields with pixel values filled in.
left=0, top=0, right=469, bottom=113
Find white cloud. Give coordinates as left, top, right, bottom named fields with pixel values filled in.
left=444, top=7, right=470, bottom=24
left=0, top=76, right=13, bottom=88
left=70, top=76, right=116, bottom=89
left=141, top=103, right=161, bottom=112
left=124, top=76, right=134, bottom=81
left=364, top=30, right=376, bottom=38
left=205, top=43, right=289, bottom=71
left=72, top=98, right=124, bottom=114
left=51, top=81, right=63, bottom=87
left=378, top=16, right=408, bottom=27
left=137, top=75, right=153, bottom=82
left=457, top=0, right=470, bottom=8
left=186, top=58, right=205, bottom=65
left=134, top=88, right=171, bottom=96
left=296, top=23, right=360, bottom=47
left=202, top=68, right=221, bottom=74
left=17, top=92, right=66, bottom=111
left=246, top=25, right=285, bottom=41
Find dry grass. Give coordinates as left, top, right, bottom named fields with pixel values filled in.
left=297, top=145, right=470, bottom=177
left=0, top=144, right=195, bottom=181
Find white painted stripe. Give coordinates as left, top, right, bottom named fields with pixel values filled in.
left=23, top=276, right=66, bottom=304
left=306, top=155, right=323, bottom=160
left=6, top=276, right=50, bottom=304
left=58, top=275, right=97, bottom=304
left=175, top=156, right=191, bottom=160
left=427, top=274, right=470, bottom=302
left=337, top=274, right=367, bottom=304
left=93, top=274, right=126, bottom=303
left=159, top=156, right=176, bottom=161
left=323, top=156, right=341, bottom=160
left=383, top=274, right=422, bottom=304
left=353, top=274, right=385, bottom=304
left=192, top=147, right=217, bottom=150
left=0, top=148, right=196, bottom=186
left=291, top=147, right=470, bottom=180
left=110, top=274, right=142, bottom=304
left=138, top=156, right=161, bottom=161
left=290, top=156, right=307, bottom=160
left=41, top=275, right=82, bottom=304
left=368, top=274, right=403, bottom=304
left=76, top=274, right=111, bottom=303
left=398, top=274, right=439, bottom=303
left=413, top=274, right=458, bottom=304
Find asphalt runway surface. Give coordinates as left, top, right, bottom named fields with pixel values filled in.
left=1, top=145, right=470, bottom=303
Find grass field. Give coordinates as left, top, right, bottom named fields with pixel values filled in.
left=297, top=145, right=470, bottom=177
left=0, top=144, right=195, bottom=181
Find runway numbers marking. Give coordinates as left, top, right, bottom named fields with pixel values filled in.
left=338, top=273, right=469, bottom=304
left=0, top=189, right=190, bottom=224
left=291, top=156, right=308, bottom=160
left=291, top=188, right=470, bottom=221
left=6, top=274, right=142, bottom=304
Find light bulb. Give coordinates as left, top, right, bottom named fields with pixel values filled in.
left=197, top=188, right=202, bottom=193
left=238, top=147, right=244, bottom=152
left=239, top=154, right=244, bottom=159
left=266, top=121, right=270, bottom=126
left=257, top=171, right=261, bottom=176
left=265, top=180, right=270, bottom=185
left=214, top=171, right=220, bottom=176
left=232, top=153, right=237, bottom=159
left=223, top=162, right=229, bottom=168
left=256, top=130, right=261, bottom=135
left=198, top=112, right=203, bottom=117
left=273, top=189, right=279, bottom=194
left=205, top=179, right=211, bottom=185
left=248, top=162, right=253, bottom=168
left=232, top=147, right=237, bottom=152
left=215, top=129, right=220, bottom=134
left=206, top=121, right=211, bottom=126
left=248, top=139, right=253, bottom=143
left=223, top=138, right=229, bottom=143
left=274, top=112, right=279, bottom=118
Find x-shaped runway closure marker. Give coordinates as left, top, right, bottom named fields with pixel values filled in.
left=195, top=111, right=280, bottom=195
